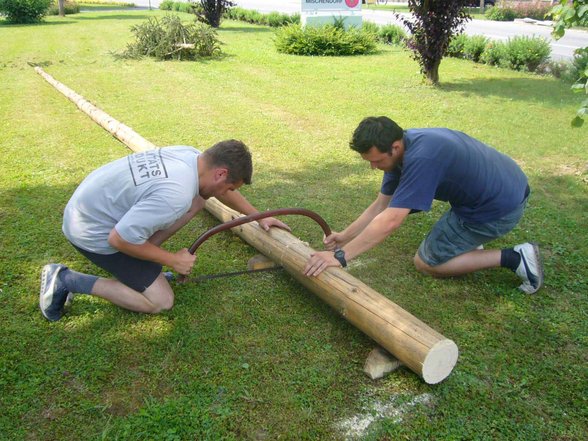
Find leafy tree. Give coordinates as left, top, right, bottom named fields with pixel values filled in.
left=195, top=0, right=234, bottom=28
left=395, top=0, right=471, bottom=84
left=550, top=0, right=587, bottom=127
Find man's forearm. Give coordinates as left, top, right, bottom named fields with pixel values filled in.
left=340, top=194, right=392, bottom=244
left=342, top=207, right=409, bottom=261
left=343, top=219, right=396, bottom=260
left=109, top=230, right=177, bottom=267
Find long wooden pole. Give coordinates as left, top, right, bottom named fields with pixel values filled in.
left=35, top=67, right=458, bottom=384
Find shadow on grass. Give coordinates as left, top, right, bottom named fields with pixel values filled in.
left=440, top=76, right=573, bottom=107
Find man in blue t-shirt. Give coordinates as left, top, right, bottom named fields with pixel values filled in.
left=304, top=116, right=543, bottom=294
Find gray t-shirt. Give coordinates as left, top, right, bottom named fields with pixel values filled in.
left=63, top=146, right=200, bottom=254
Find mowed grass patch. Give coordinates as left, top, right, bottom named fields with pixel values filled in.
left=1, top=10, right=587, bottom=440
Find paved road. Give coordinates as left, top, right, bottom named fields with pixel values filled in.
left=231, top=0, right=588, bottom=61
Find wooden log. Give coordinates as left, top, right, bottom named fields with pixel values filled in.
left=34, top=67, right=156, bottom=153
left=204, top=198, right=458, bottom=384
left=35, top=67, right=459, bottom=384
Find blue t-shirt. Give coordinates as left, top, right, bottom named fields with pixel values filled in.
left=381, top=128, right=528, bottom=223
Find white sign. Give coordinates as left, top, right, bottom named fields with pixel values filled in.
left=301, top=0, right=361, bottom=12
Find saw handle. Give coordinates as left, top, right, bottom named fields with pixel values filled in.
left=176, top=208, right=332, bottom=283
left=188, top=207, right=332, bottom=254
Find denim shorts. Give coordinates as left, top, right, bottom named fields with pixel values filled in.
left=71, top=244, right=162, bottom=293
left=417, top=196, right=528, bottom=267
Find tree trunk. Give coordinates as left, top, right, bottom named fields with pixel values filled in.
left=425, top=59, right=441, bottom=85
left=58, top=0, right=65, bottom=17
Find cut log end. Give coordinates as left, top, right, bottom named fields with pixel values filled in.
left=422, top=339, right=459, bottom=384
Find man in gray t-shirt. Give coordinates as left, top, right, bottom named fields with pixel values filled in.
left=40, top=140, right=289, bottom=321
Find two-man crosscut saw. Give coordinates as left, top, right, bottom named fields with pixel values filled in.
left=177, top=208, right=332, bottom=284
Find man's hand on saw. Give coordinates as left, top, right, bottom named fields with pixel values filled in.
left=258, top=217, right=291, bottom=232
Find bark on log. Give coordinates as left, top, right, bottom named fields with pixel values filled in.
left=35, top=67, right=458, bottom=384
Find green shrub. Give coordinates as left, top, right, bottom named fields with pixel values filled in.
left=172, top=1, right=194, bottom=13
left=47, top=1, right=80, bottom=15
left=117, top=14, right=222, bottom=60
left=159, top=0, right=173, bottom=10
left=266, top=11, right=296, bottom=27
left=224, top=7, right=299, bottom=27
left=463, top=34, right=489, bottom=62
left=502, top=35, right=551, bottom=71
left=160, top=1, right=195, bottom=13
left=485, top=3, right=517, bottom=21
left=275, top=23, right=377, bottom=56
left=480, top=40, right=508, bottom=65
left=447, top=33, right=468, bottom=58
left=0, top=0, right=52, bottom=23
left=485, top=1, right=552, bottom=21
left=448, top=34, right=488, bottom=62
left=378, top=24, right=407, bottom=46
left=481, top=36, right=550, bottom=72
left=361, top=20, right=379, bottom=35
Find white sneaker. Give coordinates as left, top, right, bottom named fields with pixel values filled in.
left=514, top=243, right=543, bottom=294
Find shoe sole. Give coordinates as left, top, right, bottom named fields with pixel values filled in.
left=530, top=242, right=544, bottom=293
left=522, top=243, right=544, bottom=294
left=39, top=264, right=64, bottom=321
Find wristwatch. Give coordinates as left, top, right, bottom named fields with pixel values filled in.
left=334, top=248, right=347, bottom=268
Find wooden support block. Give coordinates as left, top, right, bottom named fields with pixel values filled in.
left=364, top=346, right=402, bottom=380
left=247, top=254, right=278, bottom=271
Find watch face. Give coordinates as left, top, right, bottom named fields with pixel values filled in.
left=334, top=249, right=346, bottom=267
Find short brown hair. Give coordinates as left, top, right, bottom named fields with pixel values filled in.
left=203, top=139, right=253, bottom=185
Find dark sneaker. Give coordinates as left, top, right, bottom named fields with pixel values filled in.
left=39, top=264, right=70, bottom=321
left=514, top=243, right=543, bottom=294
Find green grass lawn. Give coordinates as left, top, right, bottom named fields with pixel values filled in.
left=1, top=9, right=587, bottom=440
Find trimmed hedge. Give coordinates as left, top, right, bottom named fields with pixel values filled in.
left=448, top=33, right=551, bottom=72
left=0, top=0, right=52, bottom=23
left=275, top=23, right=377, bottom=56
left=224, top=7, right=299, bottom=27
left=159, top=0, right=195, bottom=14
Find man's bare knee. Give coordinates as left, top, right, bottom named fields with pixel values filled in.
left=414, top=253, right=437, bottom=276
left=147, top=292, right=174, bottom=313
left=144, top=277, right=175, bottom=313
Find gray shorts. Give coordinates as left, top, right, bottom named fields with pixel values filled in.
left=417, top=196, right=528, bottom=267
left=72, top=244, right=162, bottom=293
